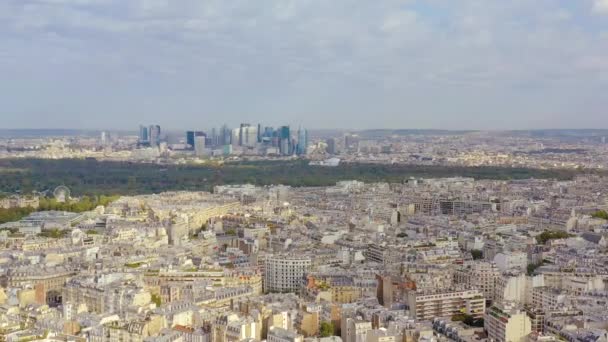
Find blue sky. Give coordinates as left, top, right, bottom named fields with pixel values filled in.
left=1, top=0, right=607, bottom=130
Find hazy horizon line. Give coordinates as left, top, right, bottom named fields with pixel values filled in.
left=2, top=127, right=608, bottom=132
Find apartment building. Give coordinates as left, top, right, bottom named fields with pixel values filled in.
left=406, top=289, right=485, bottom=321
left=484, top=302, right=531, bottom=342
left=454, top=261, right=500, bottom=301
left=264, top=255, right=312, bottom=293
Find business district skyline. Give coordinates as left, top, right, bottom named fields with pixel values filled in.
left=137, top=123, right=309, bottom=157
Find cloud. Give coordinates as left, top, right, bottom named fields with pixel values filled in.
left=593, top=0, right=608, bottom=14
left=0, top=0, right=607, bottom=129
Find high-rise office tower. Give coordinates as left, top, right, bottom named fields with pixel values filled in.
left=326, top=138, right=337, bottom=154
left=100, top=131, right=108, bottom=145
left=244, top=126, right=258, bottom=147
left=220, top=124, right=231, bottom=145
left=186, top=131, right=205, bottom=149
left=297, top=127, right=308, bottom=155
left=279, top=126, right=290, bottom=140
left=239, top=123, right=251, bottom=146
left=264, top=127, right=274, bottom=138
left=280, top=139, right=289, bottom=156
left=211, top=128, right=218, bottom=147
left=194, top=136, right=207, bottom=156
left=257, top=124, right=262, bottom=143
left=139, top=125, right=149, bottom=144
left=234, top=125, right=258, bottom=148
left=186, top=131, right=195, bottom=148
left=278, top=126, right=290, bottom=155
left=149, top=125, right=161, bottom=147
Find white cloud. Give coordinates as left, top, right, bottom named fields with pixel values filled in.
left=381, top=10, right=418, bottom=33
left=593, top=0, right=608, bottom=14
left=1, top=0, right=607, bottom=129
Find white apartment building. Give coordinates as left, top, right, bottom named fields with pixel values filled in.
left=264, top=255, right=312, bottom=293
left=454, top=261, right=500, bottom=301
left=494, top=252, right=528, bottom=272
left=365, top=328, right=402, bottom=342
left=531, top=287, right=565, bottom=310
left=406, top=289, right=485, bottom=321
left=495, top=273, right=544, bottom=307
left=267, top=326, right=304, bottom=342
left=485, top=302, right=531, bottom=342
left=341, top=318, right=372, bottom=342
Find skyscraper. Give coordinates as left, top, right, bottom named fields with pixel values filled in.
left=239, top=123, right=251, bottom=146
left=244, top=126, right=258, bottom=147
left=297, top=127, right=308, bottom=155
left=278, top=126, right=290, bottom=155
left=220, top=124, right=231, bottom=145
left=100, top=131, right=108, bottom=145
left=257, top=123, right=262, bottom=143
left=326, top=138, right=337, bottom=154
left=194, top=136, right=207, bottom=156
left=186, top=131, right=195, bottom=148
left=186, top=131, right=205, bottom=149
left=149, top=125, right=161, bottom=147
left=139, top=125, right=149, bottom=145
left=211, top=128, right=218, bottom=147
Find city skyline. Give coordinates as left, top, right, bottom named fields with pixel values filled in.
left=2, top=0, right=608, bottom=130
left=3, top=2, right=608, bottom=339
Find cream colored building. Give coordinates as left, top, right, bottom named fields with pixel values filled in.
left=406, top=289, right=485, bottom=321
left=264, top=255, right=311, bottom=293
left=268, top=326, right=304, bottom=342
left=454, top=261, right=499, bottom=301
left=341, top=318, right=372, bottom=342
left=485, top=302, right=531, bottom=342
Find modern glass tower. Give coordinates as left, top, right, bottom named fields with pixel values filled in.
left=297, top=127, right=308, bottom=155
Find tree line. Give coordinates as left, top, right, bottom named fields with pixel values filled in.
left=0, top=195, right=120, bottom=224
left=0, top=158, right=587, bottom=197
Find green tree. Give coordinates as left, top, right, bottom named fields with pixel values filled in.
left=452, top=314, right=483, bottom=327
left=592, top=210, right=608, bottom=220
left=151, top=294, right=161, bottom=307
left=37, top=229, right=69, bottom=239
left=536, top=231, right=573, bottom=244
left=471, top=250, right=483, bottom=260
left=527, top=258, right=551, bottom=275
left=319, top=322, right=334, bottom=337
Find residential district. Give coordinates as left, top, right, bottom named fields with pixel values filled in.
left=1, top=175, right=608, bottom=342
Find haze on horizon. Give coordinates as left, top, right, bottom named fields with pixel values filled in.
left=1, top=0, right=608, bottom=131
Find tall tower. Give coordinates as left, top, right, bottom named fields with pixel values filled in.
left=186, top=131, right=195, bottom=148
left=326, top=138, right=336, bottom=154
left=149, top=125, right=161, bottom=147
left=186, top=131, right=205, bottom=149
left=239, top=123, right=251, bottom=146
left=194, top=136, right=207, bottom=156
left=279, top=126, right=290, bottom=155
left=211, top=128, right=218, bottom=147
left=138, top=125, right=149, bottom=145
left=297, top=127, right=308, bottom=155
left=257, top=123, right=262, bottom=143
left=220, top=124, right=231, bottom=145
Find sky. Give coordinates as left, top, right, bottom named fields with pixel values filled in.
left=1, top=0, right=608, bottom=130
